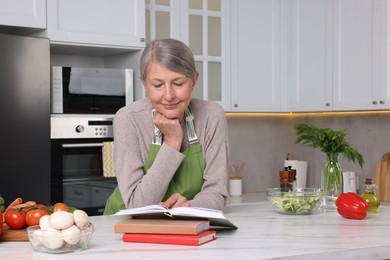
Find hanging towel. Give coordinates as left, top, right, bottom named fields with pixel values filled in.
left=103, top=141, right=116, bottom=177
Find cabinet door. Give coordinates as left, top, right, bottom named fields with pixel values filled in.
left=332, top=0, right=382, bottom=110
left=46, top=0, right=145, bottom=48
left=0, top=0, right=46, bottom=29
left=286, top=0, right=332, bottom=112
left=231, top=0, right=281, bottom=112
left=145, top=0, right=231, bottom=110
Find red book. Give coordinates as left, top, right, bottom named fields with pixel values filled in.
left=122, top=230, right=217, bottom=246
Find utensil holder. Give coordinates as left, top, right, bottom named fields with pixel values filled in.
left=229, top=178, right=242, bottom=196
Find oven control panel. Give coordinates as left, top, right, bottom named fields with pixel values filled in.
left=51, top=115, right=114, bottom=139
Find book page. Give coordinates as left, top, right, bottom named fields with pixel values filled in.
left=114, top=204, right=167, bottom=216
left=167, top=207, right=226, bottom=219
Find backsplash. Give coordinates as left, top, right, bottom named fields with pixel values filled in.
left=227, top=113, right=390, bottom=193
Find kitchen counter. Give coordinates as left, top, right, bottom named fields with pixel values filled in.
left=2, top=192, right=390, bottom=259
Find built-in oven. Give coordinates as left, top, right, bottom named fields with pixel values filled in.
left=51, top=115, right=117, bottom=216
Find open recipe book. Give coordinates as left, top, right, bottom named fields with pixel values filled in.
left=114, top=205, right=237, bottom=229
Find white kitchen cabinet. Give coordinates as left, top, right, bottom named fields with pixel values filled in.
left=287, top=0, right=389, bottom=112
left=145, top=0, right=231, bottom=110
left=286, top=0, right=333, bottom=112
left=231, top=0, right=282, bottom=112
left=332, top=0, right=387, bottom=110
left=34, top=0, right=145, bottom=49
left=0, top=0, right=46, bottom=32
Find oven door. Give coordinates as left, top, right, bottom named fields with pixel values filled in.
left=51, top=138, right=117, bottom=216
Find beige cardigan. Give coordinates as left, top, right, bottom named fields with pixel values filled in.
left=113, top=97, right=230, bottom=210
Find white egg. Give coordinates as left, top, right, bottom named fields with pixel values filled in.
left=42, top=228, right=64, bottom=249
left=73, top=210, right=90, bottom=229
left=62, top=225, right=81, bottom=245
left=39, top=215, right=50, bottom=230
left=50, top=211, right=74, bottom=230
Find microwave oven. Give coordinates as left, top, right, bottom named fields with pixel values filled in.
left=51, top=66, right=133, bottom=114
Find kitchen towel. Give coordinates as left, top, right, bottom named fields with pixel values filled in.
left=284, top=160, right=308, bottom=188
left=103, top=141, right=116, bottom=177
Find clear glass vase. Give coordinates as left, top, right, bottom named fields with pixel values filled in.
left=322, top=153, right=342, bottom=209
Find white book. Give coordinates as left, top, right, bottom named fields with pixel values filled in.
left=114, top=204, right=237, bottom=229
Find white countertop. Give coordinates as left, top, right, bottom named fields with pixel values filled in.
left=2, top=192, right=390, bottom=259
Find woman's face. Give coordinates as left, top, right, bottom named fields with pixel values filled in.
left=143, top=61, right=198, bottom=120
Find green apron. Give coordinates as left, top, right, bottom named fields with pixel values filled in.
left=103, top=107, right=205, bottom=215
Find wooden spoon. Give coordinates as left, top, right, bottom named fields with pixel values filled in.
left=237, top=161, right=246, bottom=178
left=231, top=161, right=237, bottom=178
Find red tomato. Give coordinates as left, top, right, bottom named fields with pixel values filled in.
left=4, top=209, right=27, bottom=229
left=52, top=202, right=70, bottom=212
left=25, top=209, right=49, bottom=227
left=36, top=204, right=47, bottom=211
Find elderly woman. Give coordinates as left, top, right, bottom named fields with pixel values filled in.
left=104, top=38, right=229, bottom=215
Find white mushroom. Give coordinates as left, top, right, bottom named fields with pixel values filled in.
left=39, top=215, right=50, bottom=230
left=79, top=228, right=93, bottom=248
left=50, top=211, right=74, bottom=230
left=31, top=229, right=44, bottom=247
left=42, top=227, right=63, bottom=250
left=73, top=209, right=90, bottom=229
left=62, top=225, right=81, bottom=245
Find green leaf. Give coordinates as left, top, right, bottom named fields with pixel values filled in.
left=294, top=123, right=364, bottom=167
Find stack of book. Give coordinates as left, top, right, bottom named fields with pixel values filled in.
left=113, top=204, right=237, bottom=246
left=114, top=218, right=216, bottom=246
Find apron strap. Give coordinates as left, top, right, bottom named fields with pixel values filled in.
left=152, top=107, right=199, bottom=146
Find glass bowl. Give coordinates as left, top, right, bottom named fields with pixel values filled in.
left=27, top=223, right=94, bottom=254
left=266, top=188, right=323, bottom=215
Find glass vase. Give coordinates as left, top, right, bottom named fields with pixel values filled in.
left=321, top=153, right=342, bottom=209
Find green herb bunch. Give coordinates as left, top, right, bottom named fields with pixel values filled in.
left=294, top=123, right=364, bottom=167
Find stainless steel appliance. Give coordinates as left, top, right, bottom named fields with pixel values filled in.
left=51, top=115, right=117, bottom=216
left=51, top=66, right=133, bottom=114
left=0, top=34, right=51, bottom=205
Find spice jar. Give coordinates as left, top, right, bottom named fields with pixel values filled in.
left=280, top=167, right=294, bottom=192
left=287, top=166, right=297, bottom=188
left=361, top=178, right=380, bottom=212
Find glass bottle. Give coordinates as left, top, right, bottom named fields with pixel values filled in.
left=280, top=167, right=294, bottom=192
left=361, top=178, right=380, bottom=212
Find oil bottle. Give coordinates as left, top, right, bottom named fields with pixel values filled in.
left=361, top=178, right=380, bottom=212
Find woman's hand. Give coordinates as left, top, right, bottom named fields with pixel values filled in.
left=160, top=193, right=190, bottom=208
left=154, top=112, right=183, bottom=151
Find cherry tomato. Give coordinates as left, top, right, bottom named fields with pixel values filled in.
left=52, top=202, right=70, bottom=212
left=4, top=209, right=26, bottom=229
left=25, top=209, right=49, bottom=227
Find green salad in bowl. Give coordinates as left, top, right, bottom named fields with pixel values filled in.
left=266, top=188, right=323, bottom=215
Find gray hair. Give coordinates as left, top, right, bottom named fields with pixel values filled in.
left=140, top=38, right=197, bottom=80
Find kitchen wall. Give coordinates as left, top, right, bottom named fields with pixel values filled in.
left=227, top=113, right=390, bottom=194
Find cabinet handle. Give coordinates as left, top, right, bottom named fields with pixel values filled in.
left=325, top=102, right=330, bottom=107
left=372, top=101, right=378, bottom=105
left=233, top=104, right=238, bottom=108
left=380, top=100, right=385, bottom=104
left=140, top=38, right=145, bottom=42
